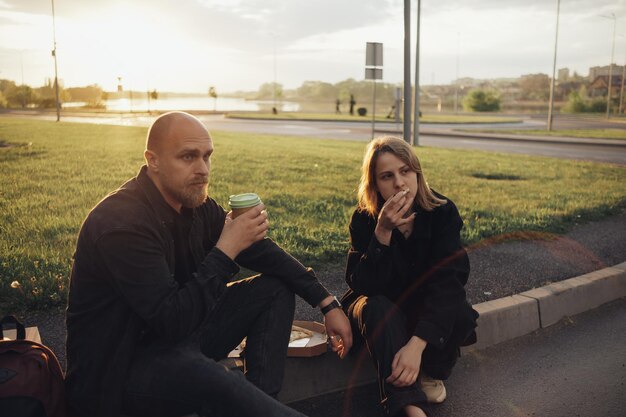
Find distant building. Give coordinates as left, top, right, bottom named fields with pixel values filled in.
left=588, top=64, right=624, bottom=81
left=558, top=68, right=569, bottom=81
left=588, top=75, right=623, bottom=98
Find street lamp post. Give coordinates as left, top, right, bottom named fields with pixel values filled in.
left=272, top=33, right=277, bottom=114
left=403, top=0, right=412, bottom=144
left=51, top=0, right=61, bottom=122
left=412, top=0, right=421, bottom=146
left=618, top=38, right=626, bottom=116
left=547, top=0, right=560, bottom=131
left=454, top=32, right=460, bottom=114
left=600, top=13, right=617, bottom=119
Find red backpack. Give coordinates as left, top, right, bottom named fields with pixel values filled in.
left=0, top=315, right=66, bottom=417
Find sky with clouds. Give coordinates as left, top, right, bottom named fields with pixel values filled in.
left=0, top=0, right=625, bottom=93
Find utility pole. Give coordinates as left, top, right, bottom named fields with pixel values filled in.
left=618, top=45, right=626, bottom=116
left=272, top=33, right=277, bottom=114
left=547, top=0, right=560, bottom=131
left=51, top=0, right=61, bottom=122
left=412, top=0, right=421, bottom=146
left=601, top=13, right=617, bottom=119
left=454, top=32, right=460, bottom=114
left=403, top=0, right=412, bottom=144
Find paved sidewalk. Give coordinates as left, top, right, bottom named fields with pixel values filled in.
left=290, top=298, right=626, bottom=417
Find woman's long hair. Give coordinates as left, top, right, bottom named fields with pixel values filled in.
left=357, top=136, right=446, bottom=216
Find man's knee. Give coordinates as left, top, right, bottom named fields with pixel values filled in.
left=254, top=275, right=295, bottom=311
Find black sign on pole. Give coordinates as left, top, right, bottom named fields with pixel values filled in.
left=365, top=42, right=383, bottom=139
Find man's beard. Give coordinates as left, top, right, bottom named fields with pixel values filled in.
left=164, top=178, right=208, bottom=208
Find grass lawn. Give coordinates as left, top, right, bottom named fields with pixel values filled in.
left=1, top=118, right=625, bottom=310
left=225, top=112, right=522, bottom=124
left=459, top=128, right=626, bottom=140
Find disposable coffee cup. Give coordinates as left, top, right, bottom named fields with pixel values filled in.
left=228, top=193, right=262, bottom=219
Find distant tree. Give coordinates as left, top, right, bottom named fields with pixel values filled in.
left=519, top=73, right=550, bottom=100
left=562, top=90, right=587, bottom=113
left=0, top=79, right=17, bottom=96
left=6, top=85, right=38, bottom=108
left=296, top=81, right=336, bottom=101
left=257, top=82, right=283, bottom=100
left=0, top=91, right=7, bottom=108
left=35, top=79, right=59, bottom=108
left=150, top=89, right=158, bottom=100
left=65, top=85, right=103, bottom=108
left=561, top=86, right=607, bottom=113
left=588, top=98, right=607, bottom=113
left=208, top=86, right=217, bottom=111
left=462, top=89, right=501, bottom=112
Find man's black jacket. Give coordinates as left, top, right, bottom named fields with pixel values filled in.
left=65, top=166, right=330, bottom=417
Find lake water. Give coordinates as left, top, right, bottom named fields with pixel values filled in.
left=64, top=96, right=300, bottom=112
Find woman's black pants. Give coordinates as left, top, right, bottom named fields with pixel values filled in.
left=347, top=295, right=460, bottom=416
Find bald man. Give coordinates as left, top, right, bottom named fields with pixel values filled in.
left=65, top=111, right=352, bottom=417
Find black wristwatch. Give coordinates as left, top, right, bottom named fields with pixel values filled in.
left=321, top=296, right=342, bottom=315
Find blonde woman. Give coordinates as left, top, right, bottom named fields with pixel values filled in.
left=342, top=137, right=478, bottom=417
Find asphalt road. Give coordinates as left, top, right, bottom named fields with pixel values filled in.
left=415, top=134, right=626, bottom=165
left=290, top=298, right=626, bottom=417
left=3, top=112, right=625, bottom=164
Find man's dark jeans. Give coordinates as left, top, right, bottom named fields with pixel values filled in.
left=121, top=275, right=306, bottom=417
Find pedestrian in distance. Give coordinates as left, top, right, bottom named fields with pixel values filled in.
left=349, top=94, right=356, bottom=116
left=336, top=98, right=342, bottom=114
left=342, top=136, right=478, bottom=417
left=65, top=111, right=352, bottom=417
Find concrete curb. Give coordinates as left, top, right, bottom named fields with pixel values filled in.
left=279, top=261, right=626, bottom=404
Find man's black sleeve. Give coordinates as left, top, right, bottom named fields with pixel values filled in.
left=97, top=228, right=239, bottom=342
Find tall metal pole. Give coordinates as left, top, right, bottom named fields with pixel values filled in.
left=454, top=32, right=459, bottom=114
left=603, top=13, right=616, bottom=119
left=51, top=0, right=60, bottom=122
left=371, top=79, right=377, bottom=140
left=412, top=0, right=421, bottom=146
left=273, top=33, right=277, bottom=113
left=547, top=0, right=560, bottom=131
left=618, top=43, right=626, bottom=116
left=403, top=0, right=412, bottom=144
left=20, top=51, right=24, bottom=85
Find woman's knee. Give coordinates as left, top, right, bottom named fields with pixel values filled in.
left=353, top=295, right=401, bottom=327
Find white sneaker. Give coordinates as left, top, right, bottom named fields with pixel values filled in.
left=419, top=374, right=447, bottom=403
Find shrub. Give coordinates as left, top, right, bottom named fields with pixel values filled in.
left=562, top=90, right=587, bottom=113
left=588, top=98, right=607, bottom=113
left=38, top=98, right=58, bottom=109
left=462, top=89, right=501, bottom=112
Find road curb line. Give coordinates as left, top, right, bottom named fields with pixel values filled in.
left=280, top=262, right=626, bottom=403
left=373, top=128, right=626, bottom=147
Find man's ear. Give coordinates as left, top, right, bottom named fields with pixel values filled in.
left=144, top=149, right=159, bottom=172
